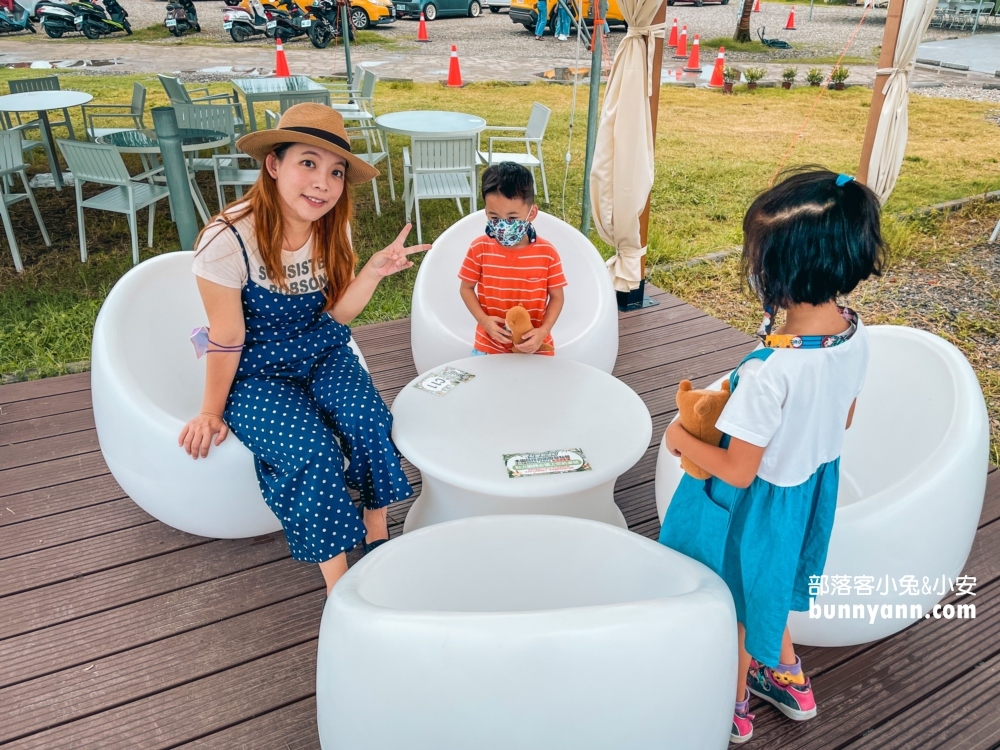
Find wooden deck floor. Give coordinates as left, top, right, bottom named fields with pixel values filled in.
left=1, top=286, right=998, bottom=749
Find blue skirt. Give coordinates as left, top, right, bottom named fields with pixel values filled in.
left=659, top=459, right=839, bottom=668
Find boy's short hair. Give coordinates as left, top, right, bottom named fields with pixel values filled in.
left=481, top=162, right=534, bottom=204
left=742, top=167, right=886, bottom=309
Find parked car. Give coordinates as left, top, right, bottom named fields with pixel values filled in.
left=349, top=0, right=394, bottom=28
left=394, top=0, right=481, bottom=20
left=486, top=0, right=508, bottom=11
left=509, top=0, right=623, bottom=32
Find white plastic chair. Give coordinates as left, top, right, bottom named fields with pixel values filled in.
left=57, top=139, right=170, bottom=266
left=82, top=82, right=147, bottom=141
left=173, top=102, right=240, bottom=211
left=212, top=153, right=260, bottom=211
left=329, top=69, right=376, bottom=124
left=7, top=75, right=75, bottom=140
left=654, top=326, right=989, bottom=646
left=318, top=514, right=736, bottom=750
left=91, top=250, right=369, bottom=540
left=278, top=90, right=332, bottom=112
left=403, top=136, right=477, bottom=245
left=477, top=102, right=552, bottom=203
left=409, top=209, right=619, bottom=374
left=347, top=121, right=393, bottom=215
left=0, top=129, right=51, bottom=273
left=158, top=74, right=246, bottom=134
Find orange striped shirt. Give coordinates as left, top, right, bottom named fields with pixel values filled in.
left=458, top=234, right=567, bottom=355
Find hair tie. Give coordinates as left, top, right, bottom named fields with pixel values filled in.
left=836, top=173, right=855, bottom=187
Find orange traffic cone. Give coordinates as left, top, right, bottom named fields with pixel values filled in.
left=708, top=46, right=725, bottom=88
left=785, top=6, right=796, bottom=29
left=274, top=38, right=290, bottom=77
left=446, top=43, right=463, bottom=87
left=666, top=17, right=678, bottom=48
left=671, top=25, right=688, bottom=59
left=416, top=11, right=430, bottom=42
left=683, top=34, right=702, bottom=72
left=752, top=0, right=760, bottom=11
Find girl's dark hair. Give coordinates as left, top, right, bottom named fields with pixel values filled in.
left=481, top=161, right=534, bottom=204
left=742, top=167, right=885, bottom=309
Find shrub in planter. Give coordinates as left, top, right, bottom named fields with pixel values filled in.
left=722, top=66, right=740, bottom=94
left=831, top=65, right=850, bottom=90
left=806, top=67, right=824, bottom=87
left=781, top=67, right=797, bottom=90
left=744, top=67, right=766, bottom=91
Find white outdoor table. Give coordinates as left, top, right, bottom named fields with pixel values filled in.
left=375, top=110, right=487, bottom=138
left=391, top=354, right=652, bottom=532
left=0, top=90, right=93, bottom=190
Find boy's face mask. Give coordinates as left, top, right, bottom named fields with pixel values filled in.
left=486, top=217, right=532, bottom=248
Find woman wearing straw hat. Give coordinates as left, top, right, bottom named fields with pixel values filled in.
left=178, top=104, right=429, bottom=595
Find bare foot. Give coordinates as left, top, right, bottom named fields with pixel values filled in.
left=363, top=506, right=388, bottom=543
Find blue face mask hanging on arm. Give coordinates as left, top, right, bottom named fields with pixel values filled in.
left=485, top=217, right=535, bottom=248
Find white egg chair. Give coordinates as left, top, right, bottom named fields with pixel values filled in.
left=91, top=250, right=368, bottom=540
left=409, top=210, right=619, bottom=374
left=655, top=326, right=989, bottom=646
left=317, top=514, right=737, bottom=750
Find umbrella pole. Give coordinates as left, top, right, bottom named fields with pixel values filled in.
left=579, top=7, right=603, bottom=236
left=857, top=0, right=904, bottom=185
left=340, top=0, right=354, bottom=87
left=620, top=0, right=666, bottom=312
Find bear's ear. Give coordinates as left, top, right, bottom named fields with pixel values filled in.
left=678, top=380, right=693, bottom=392
left=721, top=380, right=731, bottom=393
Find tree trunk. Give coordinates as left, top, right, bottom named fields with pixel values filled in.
left=734, top=0, right=753, bottom=42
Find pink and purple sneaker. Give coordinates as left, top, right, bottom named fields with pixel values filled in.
left=748, top=656, right=817, bottom=721
left=730, top=704, right=755, bottom=744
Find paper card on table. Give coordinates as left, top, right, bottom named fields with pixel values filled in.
left=413, top=366, right=475, bottom=397
left=503, top=449, right=592, bottom=479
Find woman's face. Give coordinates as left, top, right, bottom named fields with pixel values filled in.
left=265, top=143, right=347, bottom=226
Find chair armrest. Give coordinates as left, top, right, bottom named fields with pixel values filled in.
left=132, top=165, right=166, bottom=182
left=192, top=92, right=234, bottom=104
left=81, top=104, right=132, bottom=114
left=187, top=85, right=212, bottom=96
left=86, top=111, right=138, bottom=122
left=481, top=125, right=528, bottom=132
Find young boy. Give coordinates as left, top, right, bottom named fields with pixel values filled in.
left=459, top=162, right=567, bottom=355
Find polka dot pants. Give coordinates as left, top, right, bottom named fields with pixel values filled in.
left=225, top=344, right=413, bottom=563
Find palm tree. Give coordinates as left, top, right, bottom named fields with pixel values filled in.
left=734, top=0, right=753, bottom=42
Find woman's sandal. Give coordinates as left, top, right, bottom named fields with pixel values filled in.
left=363, top=538, right=389, bottom=555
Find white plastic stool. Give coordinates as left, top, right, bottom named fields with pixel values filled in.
left=655, top=326, right=989, bottom=645
left=91, top=251, right=368, bottom=540
left=318, top=515, right=736, bottom=750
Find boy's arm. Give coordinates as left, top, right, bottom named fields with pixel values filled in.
left=516, top=286, right=564, bottom=353
left=460, top=280, right=512, bottom=346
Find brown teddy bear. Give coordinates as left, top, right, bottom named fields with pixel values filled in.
left=674, top=379, right=731, bottom=480
left=505, top=305, right=554, bottom=353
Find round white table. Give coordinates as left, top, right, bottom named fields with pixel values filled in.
left=375, top=110, right=486, bottom=138
left=391, top=355, right=652, bottom=532
left=0, top=90, right=93, bottom=190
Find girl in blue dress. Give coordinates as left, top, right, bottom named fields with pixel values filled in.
left=178, top=104, right=429, bottom=595
left=659, top=169, right=885, bottom=744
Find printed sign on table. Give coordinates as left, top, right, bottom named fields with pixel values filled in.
left=413, top=367, right=475, bottom=397
left=503, top=449, right=592, bottom=478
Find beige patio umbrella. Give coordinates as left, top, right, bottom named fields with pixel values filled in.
left=858, top=0, right=938, bottom=203
left=589, top=0, right=666, bottom=293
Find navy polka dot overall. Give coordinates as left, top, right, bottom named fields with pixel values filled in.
left=222, top=224, right=413, bottom=563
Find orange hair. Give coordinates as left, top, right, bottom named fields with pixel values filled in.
left=195, top=144, right=355, bottom=312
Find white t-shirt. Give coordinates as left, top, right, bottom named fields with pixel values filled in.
left=192, top=208, right=347, bottom=295
left=714, top=319, right=870, bottom=488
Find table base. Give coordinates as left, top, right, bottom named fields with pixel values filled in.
left=402, top=474, right=628, bottom=533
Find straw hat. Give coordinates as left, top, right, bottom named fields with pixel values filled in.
left=236, top=103, right=379, bottom=185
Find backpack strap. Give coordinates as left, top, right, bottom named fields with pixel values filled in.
left=728, top=347, right=775, bottom=392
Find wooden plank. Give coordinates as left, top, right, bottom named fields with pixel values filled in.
left=0, top=474, right=125, bottom=527
left=4, top=641, right=318, bottom=750
left=0, top=499, right=152, bottom=560
left=0, top=429, right=101, bottom=471
left=0, top=451, right=108, bottom=498
left=618, top=341, right=756, bottom=396
left=0, top=534, right=291, bottom=640
left=0, top=372, right=90, bottom=405
left=0, top=521, right=205, bottom=597
left=614, top=326, right=753, bottom=378
left=0, top=389, right=92, bottom=425
left=176, top=697, right=320, bottom=750
left=841, top=650, right=1000, bottom=749
left=0, top=408, right=95, bottom=446
left=0, top=558, right=322, bottom=690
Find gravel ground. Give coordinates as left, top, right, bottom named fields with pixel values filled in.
left=914, top=83, right=1000, bottom=105
left=117, top=0, right=960, bottom=58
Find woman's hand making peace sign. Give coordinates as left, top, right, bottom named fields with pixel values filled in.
left=367, top=223, right=432, bottom=279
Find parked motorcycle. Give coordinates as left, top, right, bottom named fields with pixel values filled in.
left=306, top=0, right=354, bottom=48
left=222, top=0, right=270, bottom=42
left=165, top=0, right=199, bottom=35
left=0, top=0, right=36, bottom=34
left=34, top=0, right=77, bottom=37
left=266, top=0, right=313, bottom=42
left=37, top=0, right=130, bottom=39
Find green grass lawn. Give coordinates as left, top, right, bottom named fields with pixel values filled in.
left=1, top=70, right=998, bottom=381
